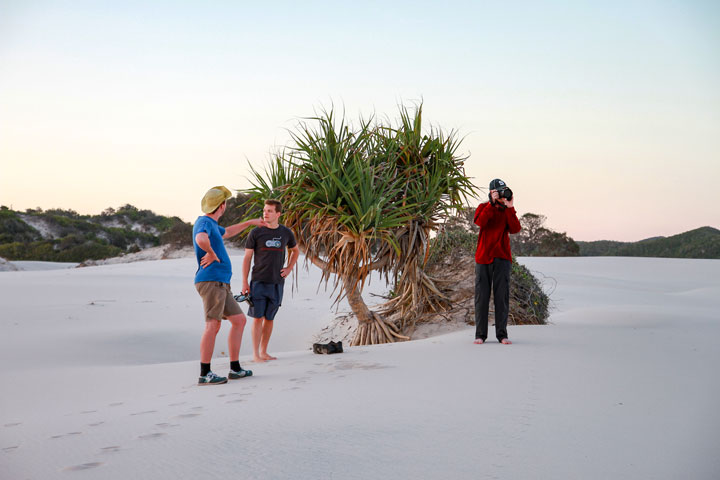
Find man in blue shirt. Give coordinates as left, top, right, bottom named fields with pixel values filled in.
left=193, top=186, right=265, bottom=385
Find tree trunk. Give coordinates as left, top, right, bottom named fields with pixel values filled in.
left=302, top=248, right=410, bottom=346
left=345, top=277, right=409, bottom=346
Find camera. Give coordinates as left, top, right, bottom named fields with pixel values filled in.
left=498, top=187, right=513, bottom=200
left=489, top=187, right=513, bottom=203
left=233, top=293, right=254, bottom=307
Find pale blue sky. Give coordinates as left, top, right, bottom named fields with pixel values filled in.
left=1, top=1, right=719, bottom=241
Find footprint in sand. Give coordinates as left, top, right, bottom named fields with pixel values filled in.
left=175, top=413, right=201, bottom=419
left=50, top=432, right=82, bottom=439
left=99, top=446, right=122, bottom=454
left=64, top=462, right=103, bottom=471
left=155, top=423, right=180, bottom=429
left=333, top=360, right=389, bottom=371
left=138, top=432, right=167, bottom=440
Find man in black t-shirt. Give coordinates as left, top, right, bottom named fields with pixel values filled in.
left=241, top=199, right=299, bottom=362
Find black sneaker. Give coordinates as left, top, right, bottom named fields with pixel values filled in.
left=313, top=341, right=344, bottom=354
left=228, top=368, right=253, bottom=379
left=198, top=371, right=228, bottom=386
left=313, top=343, right=330, bottom=354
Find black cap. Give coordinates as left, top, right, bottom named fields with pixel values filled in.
left=489, top=178, right=508, bottom=190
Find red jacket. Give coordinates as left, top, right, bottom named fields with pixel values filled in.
left=474, top=202, right=522, bottom=264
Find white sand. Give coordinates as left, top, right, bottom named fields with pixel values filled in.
left=1, top=256, right=719, bottom=479
left=8, top=260, right=79, bottom=271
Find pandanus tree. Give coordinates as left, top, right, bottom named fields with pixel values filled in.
left=243, top=104, right=476, bottom=345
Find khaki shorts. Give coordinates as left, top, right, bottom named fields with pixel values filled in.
left=195, top=281, right=243, bottom=322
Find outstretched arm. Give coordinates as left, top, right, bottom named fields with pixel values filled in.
left=223, top=218, right=266, bottom=239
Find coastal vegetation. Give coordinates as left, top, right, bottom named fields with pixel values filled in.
left=0, top=205, right=189, bottom=262
left=576, top=226, right=720, bottom=258
left=511, top=212, right=580, bottom=257
left=427, top=211, right=549, bottom=327
left=243, top=104, right=475, bottom=345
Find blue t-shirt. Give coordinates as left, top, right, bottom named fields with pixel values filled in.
left=193, top=216, right=232, bottom=284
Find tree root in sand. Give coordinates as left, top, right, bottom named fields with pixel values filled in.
left=350, top=313, right=409, bottom=346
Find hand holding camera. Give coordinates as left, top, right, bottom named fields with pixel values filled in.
left=490, top=187, right=513, bottom=207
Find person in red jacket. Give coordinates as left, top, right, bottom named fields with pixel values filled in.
left=473, top=178, right=522, bottom=345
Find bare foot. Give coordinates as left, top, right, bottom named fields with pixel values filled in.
left=252, top=356, right=267, bottom=363
left=500, top=338, right=512, bottom=345
left=261, top=354, right=277, bottom=361
left=473, top=339, right=484, bottom=345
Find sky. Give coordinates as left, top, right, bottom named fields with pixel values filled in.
left=1, top=0, right=718, bottom=242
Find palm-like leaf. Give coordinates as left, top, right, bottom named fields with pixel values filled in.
left=242, top=103, right=477, bottom=344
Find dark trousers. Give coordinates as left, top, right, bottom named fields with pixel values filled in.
left=474, top=258, right=511, bottom=341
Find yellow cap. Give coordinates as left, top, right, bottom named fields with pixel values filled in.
left=201, top=186, right=232, bottom=214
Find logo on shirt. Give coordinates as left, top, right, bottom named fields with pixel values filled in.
left=265, top=238, right=282, bottom=248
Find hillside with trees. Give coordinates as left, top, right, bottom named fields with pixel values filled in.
left=577, top=227, right=720, bottom=259
left=0, top=205, right=191, bottom=262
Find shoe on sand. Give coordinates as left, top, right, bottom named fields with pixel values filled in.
left=228, top=368, right=253, bottom=379
left=198, top=371, right=227, bottom=386
left=313, top=341, right=344, bottom=354
left=313, top=343, right=329, bottom=354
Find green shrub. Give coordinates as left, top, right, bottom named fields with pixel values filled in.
left=428, top=218, right=550, bottom=325
left=0, top=210, right=42, bottom=244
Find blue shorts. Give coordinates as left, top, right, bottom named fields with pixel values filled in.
left=248, top=281, right=284, bottom=321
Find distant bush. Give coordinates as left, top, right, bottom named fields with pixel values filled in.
left=55, top=242, right=122, bottom=262
left=427, top=227, right=476, bottom=266
left=0, top=210, right=41, bottom=244
left=0, top=239, right=121, bottom=262
left=159, top=221, right=193, bottom=247
left=428, top=214, right=550, bottom=325
left=510, top=260, right=549, bottom=324
left=511, top=213, right=579, bottom=257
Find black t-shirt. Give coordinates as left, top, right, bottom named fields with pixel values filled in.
left=245, top=225, right=297, bottom=284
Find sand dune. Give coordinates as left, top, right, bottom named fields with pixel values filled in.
left=1, top=256, right=718, bottom=479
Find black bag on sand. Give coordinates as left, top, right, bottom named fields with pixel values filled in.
left=313, top=341, right=343, bottom=354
